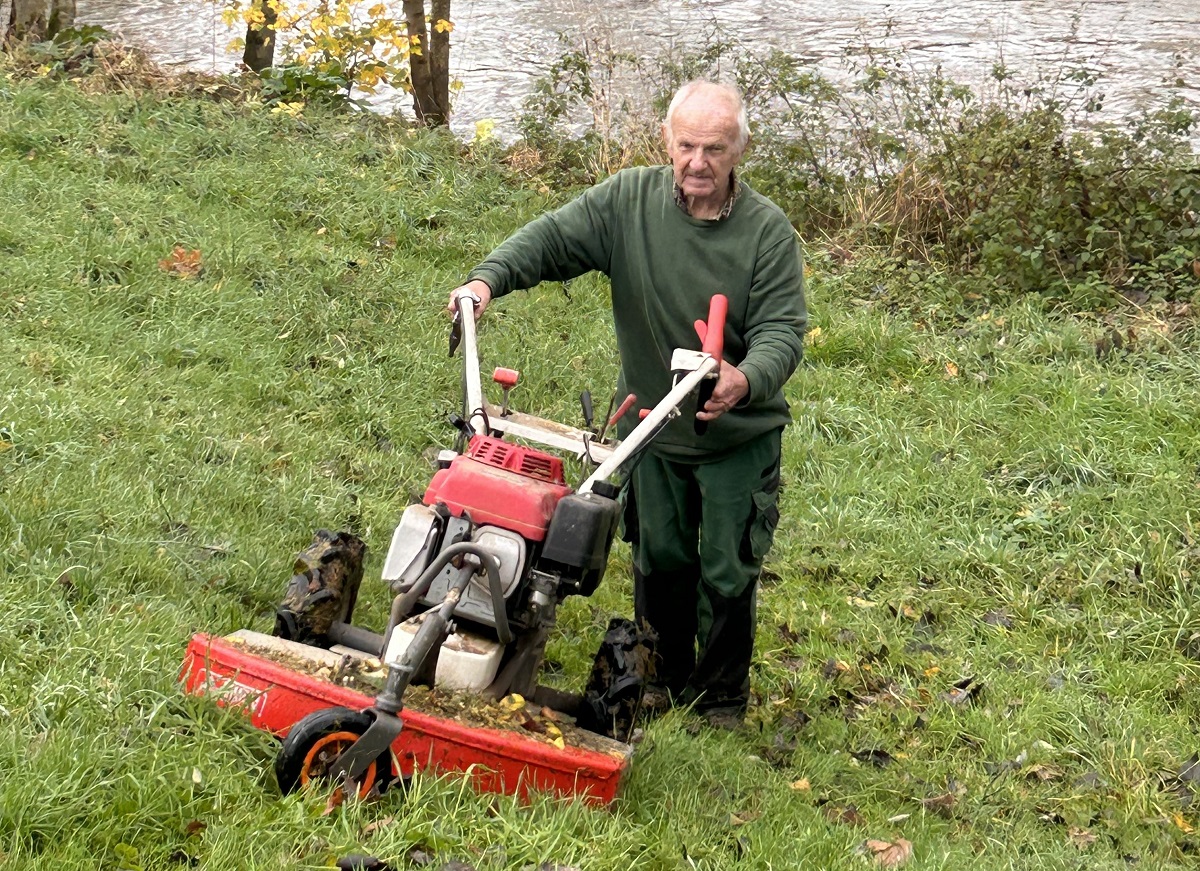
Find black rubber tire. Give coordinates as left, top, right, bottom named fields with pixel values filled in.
left=274, top=530, right=367, bottom=646
left=275, top=707, right=394, bottom=798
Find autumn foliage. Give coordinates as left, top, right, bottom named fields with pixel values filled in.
left=212, top=0, right=453, bottom=121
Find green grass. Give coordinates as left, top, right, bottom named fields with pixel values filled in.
left=2, top=66, right=1200, bottom=871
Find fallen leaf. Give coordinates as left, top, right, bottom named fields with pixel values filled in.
left=1067, top=826, right=1097, bottom=849
left=729, top=810, right=761, bottom=826
left=159, top=245, right=203, bottom=279
left=335, top=856, right=389, bottom=871
left=778, top=622, right=803, bottom=644
left=944, top=361, right=959, bottom=378
left=857, top=837, right=913, bottom=868
left=920, top=792, right=958, bottom=817
left=1025, top=762, right=1063, bottom=782
left=851, top=748, right=894, bottom=768
left=821, top=659, right=851, bottom=679
left=790, top=777, right=811, bottom=791
left=498, top=694, right=527, bottom=713
left=823, top=803, right=865, bottom=826
left=361, top=815, right=395, bottom=838
left=184, top=819, right=207, bottom=837
left=1172, top=812, right=1195, bottom=834
left=941, top=677, right=982, bottom=706
left=322, top=789, right=345, bottom=815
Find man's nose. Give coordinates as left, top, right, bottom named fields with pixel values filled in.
left=689, top=152, right=707, bottom=170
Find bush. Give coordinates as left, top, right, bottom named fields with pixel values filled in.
left=517, top=25, right=1200, bottom=307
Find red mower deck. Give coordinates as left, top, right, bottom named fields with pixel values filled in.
left=179, top=632, right=632, bottom=806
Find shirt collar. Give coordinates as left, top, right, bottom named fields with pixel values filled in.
left=672, top=169, right=740, bottom=221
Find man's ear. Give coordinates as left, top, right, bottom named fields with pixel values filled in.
left=661, top=122, right=671, bottom=151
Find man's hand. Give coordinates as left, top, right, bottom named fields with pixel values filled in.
left=696, top=359, right=749, bottom=422
left=446, top=279, right=493, bottom=319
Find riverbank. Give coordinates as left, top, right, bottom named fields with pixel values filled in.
left=74, top=0, right=1200, bottom=141
left=2, top=58, right=1200, bottom=871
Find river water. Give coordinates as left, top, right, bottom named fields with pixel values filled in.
left=71, top=0, right=1200, bottom=139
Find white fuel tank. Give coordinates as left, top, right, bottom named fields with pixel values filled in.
left=383, top=614, right=505, bottom=692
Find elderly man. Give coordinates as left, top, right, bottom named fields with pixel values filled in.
left=447, top=80, right=807, bottom=727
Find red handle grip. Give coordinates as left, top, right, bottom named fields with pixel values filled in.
left=701, top=294, right=727, bottom=366
left=608, top=393, right=638, bottom=428
left=493, top=367, right=520, bottom=388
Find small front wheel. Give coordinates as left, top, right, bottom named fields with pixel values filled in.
left=276, top=707, right=393, bottom=799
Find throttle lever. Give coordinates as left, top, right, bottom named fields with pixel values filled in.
left=580, top=390, right=595, bottom=431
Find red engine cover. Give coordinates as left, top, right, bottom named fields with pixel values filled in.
left=423, top=437, right=573, bottom=541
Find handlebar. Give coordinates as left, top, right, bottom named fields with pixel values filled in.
left=451, top=293, right=488, bottom=437
left=578, top=294, right=728, bottom=494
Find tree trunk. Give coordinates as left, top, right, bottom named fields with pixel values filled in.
left=429, top=0, right=451, bottom=122
left=242, top=1, right=277, bottom=72
left=402, top=0, right=449, bottom=127
left=47, top=0, right=73, bottom=35
left=6, top=0, right=47, bottom=44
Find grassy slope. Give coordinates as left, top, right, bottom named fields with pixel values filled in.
left=1, top=71, right=1199, bottom=871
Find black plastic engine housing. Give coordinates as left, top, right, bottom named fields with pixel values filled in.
left=537, top=491, right=621, bottom=596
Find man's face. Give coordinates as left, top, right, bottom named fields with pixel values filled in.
left=663, top=95, right=743, bottom=210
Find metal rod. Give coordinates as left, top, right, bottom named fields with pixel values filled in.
left=327, top=622, right=386, bottom=657
left=380, top=541, right=511, bottom=660
left=578, top=357, right=718, bottom=494
left=455, top=295, right=487, bottom=436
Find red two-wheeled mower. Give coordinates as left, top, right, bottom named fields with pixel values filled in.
left=181, top=291, right=729, bottom=805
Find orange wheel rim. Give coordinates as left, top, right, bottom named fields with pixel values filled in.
left=299, top=730, right=378, bottom=799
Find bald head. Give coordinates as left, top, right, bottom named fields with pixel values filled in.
left=664, top=81, right=749, bottom=152
left=661, top=81, right=749, bottom=219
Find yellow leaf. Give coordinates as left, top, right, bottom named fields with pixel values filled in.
left=434, top=18, right=454, bottom=33
left=944, top=360, right=959, bottom=378
left=790, top=777, right=811, bottom=791
left=474, top=118, right=496, bottom=143
left=552, top=736, right=565, bottom=750
left=498, top=693, right=526, bottom=713
left=1173, top=813, right=1194, bottom=834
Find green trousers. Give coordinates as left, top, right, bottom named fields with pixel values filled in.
left=621, top=427, right=783, bottom=712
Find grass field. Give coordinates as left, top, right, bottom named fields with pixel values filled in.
left=2, top=64, right=1200, bottom=871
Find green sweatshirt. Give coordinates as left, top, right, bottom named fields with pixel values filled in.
left=468, top=165, right=807, bottom=461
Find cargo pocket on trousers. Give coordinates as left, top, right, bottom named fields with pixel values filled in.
left=745, top=475, right=781, bottom=561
